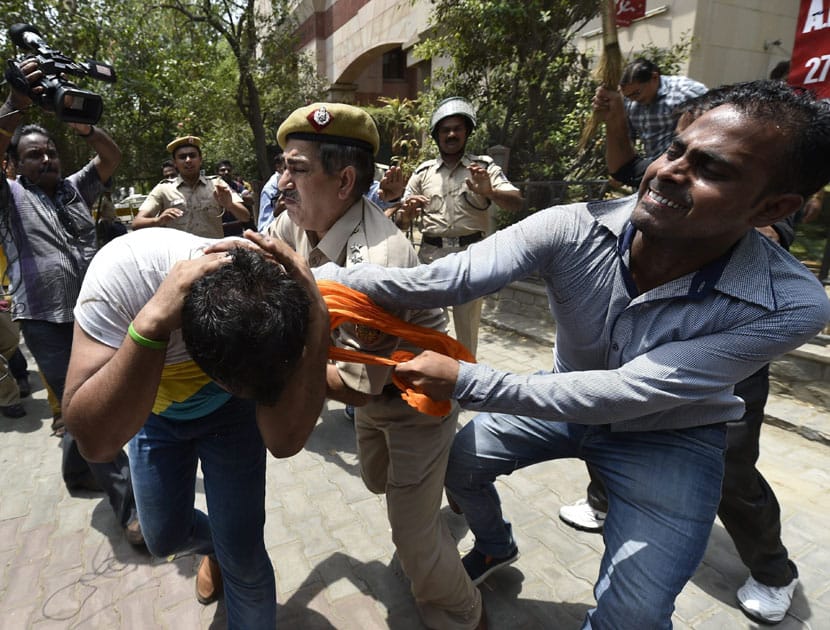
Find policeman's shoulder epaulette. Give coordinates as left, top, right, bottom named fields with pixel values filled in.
left=414, top=160, right=437, bottom=174
left=471, top=154, right=493, bottom=165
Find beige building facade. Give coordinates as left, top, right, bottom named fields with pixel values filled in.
left=286, top=0, right=432, bottom=104
left=260, top=0, right=799, bottom=104
left=276, top=1, right=800, bottom=103
left=577, top=1, right=798, bottom=88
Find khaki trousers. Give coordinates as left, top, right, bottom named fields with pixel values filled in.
left=418, top=242, right=482, bottom=358
left=0, top=311, right=21, bottom=406
left=357, top=396, right=481, bottom=629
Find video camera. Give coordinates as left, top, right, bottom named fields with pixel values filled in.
left=4, top=23, right=116, bottom=125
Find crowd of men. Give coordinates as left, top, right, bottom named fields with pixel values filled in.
left=1, top=51, right=829, bottom=630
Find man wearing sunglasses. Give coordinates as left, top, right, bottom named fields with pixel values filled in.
left=619, top=58, right=707, bottom=164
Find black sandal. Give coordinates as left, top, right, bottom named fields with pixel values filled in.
left=51, top=415, right=66, bottom=437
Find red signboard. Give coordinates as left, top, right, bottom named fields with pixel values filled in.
left=790, top=0, right=830, bottom=98
left=616, top=0, right=646, bottom=27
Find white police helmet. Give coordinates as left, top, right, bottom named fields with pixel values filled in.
left=429, top=97, right=477, bottom=138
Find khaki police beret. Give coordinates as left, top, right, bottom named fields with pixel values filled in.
left=277, top=103, right=379, bottom=155
left=166, top=135, right=202, bottom=154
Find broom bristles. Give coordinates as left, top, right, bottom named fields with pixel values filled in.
left=595, top=44, right=623, bottom=88
left=578, top=0, right=624, bottom=153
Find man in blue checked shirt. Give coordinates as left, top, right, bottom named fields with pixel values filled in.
left=620, top=58, right=707, bottom=162
left=312, top=81, right=830, bottom=629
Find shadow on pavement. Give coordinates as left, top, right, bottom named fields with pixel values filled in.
left=303, top=404, right=361, bottom=477
left=0, top=392, right=50, bottom=434
left=691, top=523, right=814, bottom=629
left=478, top=568, right=592, bottom=629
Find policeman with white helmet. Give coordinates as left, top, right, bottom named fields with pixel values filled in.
left=402, top=96, right=524, bottom=357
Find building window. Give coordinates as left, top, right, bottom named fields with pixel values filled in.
left=383, top=48, right=406, bottom=80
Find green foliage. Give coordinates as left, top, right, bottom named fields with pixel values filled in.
left=140, top=0, right=327, bottom=183
left=367, top=97, right=434, bottom=178
left=413, top=2, right=697, bottom=190
left=0, top=0, right=326, bottom=189
left=414, top=0, right=602, bottom=181
left=635, top=32, right=696, bottom=77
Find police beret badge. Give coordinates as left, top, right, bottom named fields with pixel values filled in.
left=277, top=102, right=380, bottom=155
left=307, top=106, right=332, bottom=131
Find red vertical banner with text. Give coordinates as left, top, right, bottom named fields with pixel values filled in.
left=790, top=0, right=830, bottom=98
left=616, top=0, right=646, bottom=27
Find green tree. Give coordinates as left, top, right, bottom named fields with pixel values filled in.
left=571, top=33, right=698, bottom=182
left=142, top=0, right=326, bottom=182
left=367, top=96, right=432, bottom=178
left=0, top=0, right=326, bottom=188
left=415, top=0, right=601, bottom=181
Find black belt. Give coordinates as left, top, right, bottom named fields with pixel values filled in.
left=422, top=232, right=484, bottom=248
left=381, top=383, right=401, bottom=398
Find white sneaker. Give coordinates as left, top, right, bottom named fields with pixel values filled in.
left=737, top=574, right=798, bottom=624
left=558, top=498, right=606, bottom=533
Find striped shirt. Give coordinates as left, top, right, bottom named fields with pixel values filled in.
left=313, top=195, right=830, bottom=431
left=0, top=162, right=102, bottom=323
left=626, top=74, right=708, bottom=160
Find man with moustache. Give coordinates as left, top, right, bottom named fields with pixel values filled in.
left=268, top=103, right=487, bottom=630
left=312, top=82, right=830, bottom=628
left=400, top=97, right=523, bottom=357
left=0, top=58, right=140, bottom=544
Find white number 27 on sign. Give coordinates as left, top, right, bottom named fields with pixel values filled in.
left=804, top=55, right=830, bottom=84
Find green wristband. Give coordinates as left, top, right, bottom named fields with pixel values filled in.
left=128, top=322, right=168, bottom=350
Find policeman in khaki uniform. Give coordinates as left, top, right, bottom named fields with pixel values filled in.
left=267, top=103, right=487, bottom=630
left=402, top=97, right=524, bottom=357
left=132, top=136, right=250, bottom=238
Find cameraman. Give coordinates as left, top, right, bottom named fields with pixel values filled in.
left=0, top=57, right=140, bottom=545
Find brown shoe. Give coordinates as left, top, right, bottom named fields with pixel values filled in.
left=124, top=517, right=145, bottom=547
left=196, top=555, right=223, bottom=605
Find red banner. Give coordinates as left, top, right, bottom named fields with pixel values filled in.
left=789, top=0, right=830, bottom=98
left=616, top=0, right=646, bottom=27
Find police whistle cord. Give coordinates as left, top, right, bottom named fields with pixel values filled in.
left=318, top=280, right=475, bottom=417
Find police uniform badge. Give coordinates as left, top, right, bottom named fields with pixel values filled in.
left=307, top=106, right=332, bottom=132
left=348, top=227, right=366, bottom=265
left=349, top=243, right=365, bottom=265
left=354, top=324, right=382, bottom=344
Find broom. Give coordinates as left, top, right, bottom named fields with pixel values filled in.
left=578, top=0, right=624, bottom=152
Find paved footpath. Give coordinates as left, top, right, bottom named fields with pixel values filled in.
left=1, top=323, right=828, bottom=629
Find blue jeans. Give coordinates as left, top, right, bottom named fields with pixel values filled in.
left=128, top=397, right=276, bottom=629
left=583, top=366, right=794, bottom=587
left=445, top=414, right=726, bottom=630
left=20, top=319, right=136, bottom=528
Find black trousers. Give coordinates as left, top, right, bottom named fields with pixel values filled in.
left=584, top=364, right=795, bottom=586
left=20, top=320, right=137, bottom=529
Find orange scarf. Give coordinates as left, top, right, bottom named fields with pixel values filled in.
left=318, top=280, right=475, bottom=416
